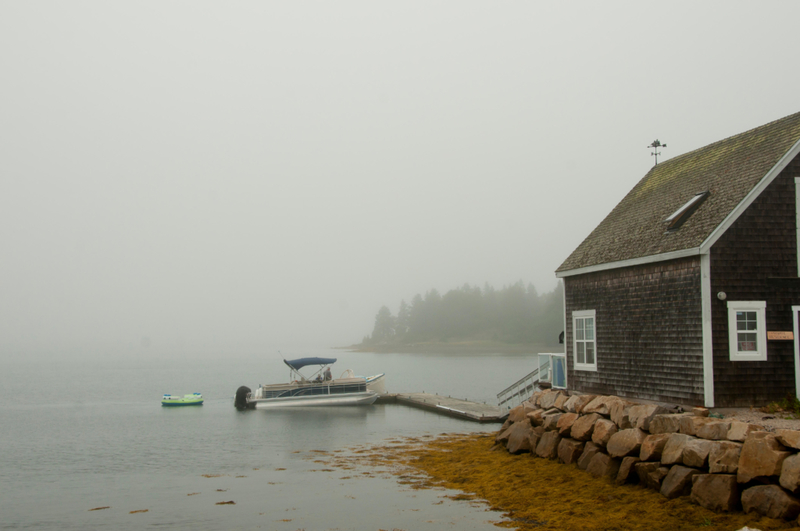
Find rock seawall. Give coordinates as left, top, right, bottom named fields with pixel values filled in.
left=497, top=390, right=800, bottom=521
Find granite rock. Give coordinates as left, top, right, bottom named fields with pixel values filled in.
left=737, top=432, right=791, bottom=484
left=691, top=474, right=740, bottom=512
left=741, top=485, right=800, bottom=520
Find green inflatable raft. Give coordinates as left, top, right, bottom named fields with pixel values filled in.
left=162, top=393, right=203, bottom=407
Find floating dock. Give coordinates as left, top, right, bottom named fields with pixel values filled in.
left=375, top=393, right=507, bottom=423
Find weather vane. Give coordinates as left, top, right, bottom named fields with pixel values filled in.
left=648, top=139, right=667, bottom=165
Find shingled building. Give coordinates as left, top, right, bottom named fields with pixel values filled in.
left=556, top=111, right=800, bottom=408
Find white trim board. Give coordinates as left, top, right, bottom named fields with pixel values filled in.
left=793, top=306, right=800, bottom=400
left=699, top=138, right=800, bottom=255
left=701, top=253, right=714, bottom=408
left=556, top=248, right=701, bottom=278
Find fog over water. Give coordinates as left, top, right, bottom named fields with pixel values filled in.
left=2, top=2, right=800, bottom=358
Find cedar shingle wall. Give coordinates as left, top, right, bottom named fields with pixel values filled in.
left=564, top=257, right=704, bottom=405
left=710, top=156, right=800, bottom=407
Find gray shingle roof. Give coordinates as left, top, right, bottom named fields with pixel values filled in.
left=556, top=111, right=800, bottom=274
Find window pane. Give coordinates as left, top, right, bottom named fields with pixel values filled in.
left=736, top=312, right=758, bottom=331
left=577, top=342, right=585, bottom=364
left=738, top=332, right=757, bottom=352
left=586, top=343, right=595, bottom=364
left=575, top=319, right=585, bottom=340
left=553, top=357, right=566, bottom=388
left=585, top=318, right=594, bottom=340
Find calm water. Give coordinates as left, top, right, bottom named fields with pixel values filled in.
left=0, top=348, right=539, bottom=530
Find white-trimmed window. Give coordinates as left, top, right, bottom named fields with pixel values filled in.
left=573, top=310, right=597, bottom=371
left=727, top=301, right=767, bottom=361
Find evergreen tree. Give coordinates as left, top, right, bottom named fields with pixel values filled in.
left=363, top=281, right=564, bottom=347
left=370, top=306, right=395, bottom=343
left=395, top=300, right=410, bottom=341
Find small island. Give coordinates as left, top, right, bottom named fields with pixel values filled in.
left=350, top=281, right=564, bottom=354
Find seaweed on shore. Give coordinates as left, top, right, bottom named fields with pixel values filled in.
left=338, top=432, right=795, bottom=531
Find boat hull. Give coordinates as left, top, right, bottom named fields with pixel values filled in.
left=365, top=374, right=386, bottom=394
left=250, top=391, right=378, bottom=409
left=162, top=400, right=203, bottom=407
left=162, top=393, right=203, bottom=407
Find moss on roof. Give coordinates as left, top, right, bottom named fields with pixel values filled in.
left=557, top=111, right=800, bottom=273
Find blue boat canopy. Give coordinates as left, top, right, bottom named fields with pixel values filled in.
left=284, top=357, right=337, bottom=370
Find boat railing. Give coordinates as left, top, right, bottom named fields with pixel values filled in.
left=496, top=360, right=550, bottom=411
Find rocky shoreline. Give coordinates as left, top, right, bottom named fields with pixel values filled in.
left=497, top=389, right=800, bottom=523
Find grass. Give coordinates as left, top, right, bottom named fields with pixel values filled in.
left=340, top=433, right=797, bottom=531
left=761, top=394, right=800, bottom=418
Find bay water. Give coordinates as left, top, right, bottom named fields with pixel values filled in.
left=0, top=348, right=539, bottom=530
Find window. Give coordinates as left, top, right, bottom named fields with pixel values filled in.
left=665, top=191, right=710, bottom=232
left=573, top=310, right=597, bottom=371
left=727, top=301, right=767, bottom=361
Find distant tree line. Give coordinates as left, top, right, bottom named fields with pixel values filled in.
left=363, top=281, right=564, bottom=347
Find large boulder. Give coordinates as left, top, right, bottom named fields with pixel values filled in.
left=776, top=429, right=800, bottom=451
left=507, top=404, right=529, bottom=423
left=607, top=428, right=648, bottom=458
left=542, top=413, right=563, bottom=431
left=661, top=433, right=694, bottom=466
left=591, top=418, right=618, bottom=447
left=629, top=404, right=669, bottom=431
left=586, top=452, right=621, bottom=479
left=538, top=390, right=565, bottom=410
left=608, top=398, right=634, bottom=429
left=737, top=432, right=791, bottom=484
left=527, top=409, right=546, bottom=426
left=505, top=421, right=535, bottom=454
left=682, top=438, right=715, bottom=468
left=583, top=395, right=615, bottom=416
left=639, top=433, right=671, bottom=462
left=557, top=438, right=585, bottom=465
left=649, top=414, right=683, bottom=435
left=556, top=412, right=579, bottom=437
left=535, top=431, right=562, bottom=459
left=570, top=413, right=603, bottom=441
left=780, top=454, right=800, bottom=494
left=554, top=393, right=570, bottom=411
left=727, top=421, right=764, bottom=442
left=496, top=424, right=514, bottom=444
left=529, top=391, right=543, bottom=407
left=679, top=416, right=718, bottom=436
left=661, top=465, right=701, bottom=499
left=708, top=441, right=742, bottom=474
left=576, top=442, right=602, bottom=471
left=635, top=462, right=670, bottom=490
left=696, top=420, right=732, bottom=441
left=564, top=394, right=596, bottom=414
left=528, top=426, right=545, bottom=453
left=615, top=456, right=641, bottom=485
left=691, top=474, right=740, bottom=512
left=741, top=485, right=800, bottom=520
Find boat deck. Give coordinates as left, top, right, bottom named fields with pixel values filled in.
left=375, top=393, right=507, bottom=423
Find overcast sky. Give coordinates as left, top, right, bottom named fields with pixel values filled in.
left=2, top=1, right=799, bottom=357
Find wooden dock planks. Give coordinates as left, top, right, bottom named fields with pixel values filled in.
left=375, top=392, right=507, bottom=423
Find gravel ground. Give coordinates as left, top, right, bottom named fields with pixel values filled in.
left=711, top=407, right=800, bottom=432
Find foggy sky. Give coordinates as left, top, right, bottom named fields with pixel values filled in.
left=2, top=1, right=799, bottom=357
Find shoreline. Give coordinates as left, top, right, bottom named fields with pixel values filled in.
left=337, top=432, right=792, bottom=531
left=336, top=341, right=559, bottom=355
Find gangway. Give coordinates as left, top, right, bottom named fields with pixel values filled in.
left=496, top=353, right=566, bottom=411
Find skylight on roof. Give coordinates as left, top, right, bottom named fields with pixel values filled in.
left=665, top=191, right=710, bottom=232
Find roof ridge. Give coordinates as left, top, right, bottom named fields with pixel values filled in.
left=556, top=110, right=800, bottom=274
left=658, top=110, right=800, bottom=169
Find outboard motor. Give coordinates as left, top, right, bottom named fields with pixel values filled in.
left=234, top=386, right=252, bottom=410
